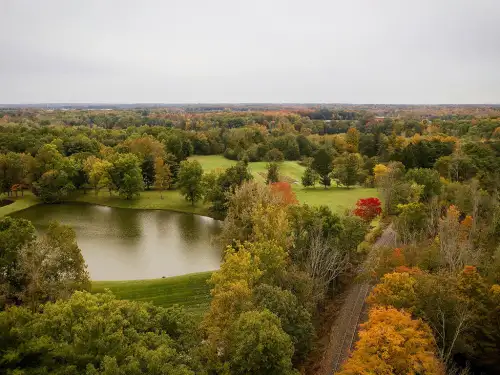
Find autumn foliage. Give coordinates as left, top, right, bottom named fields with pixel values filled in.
left=270, top=181, right=298, bottom=205
left=338, top=307, right=445, bottom=375
left=353, top=197, right=382, bottom=222
left=367, top=272, right=418, bottom=310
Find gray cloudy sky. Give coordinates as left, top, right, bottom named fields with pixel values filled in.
left=1, top=0, right=499, bottom=104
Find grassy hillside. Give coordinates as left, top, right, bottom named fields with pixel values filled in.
left=92, top=271, right=213, bottom=317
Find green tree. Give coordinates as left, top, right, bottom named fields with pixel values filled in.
left=266, top=148, right=285, bottom=162
left=32, top=169, right=75, bottom=203
left=434, top=154, right=476, bottom=182
left=332, top=152, right=364, bottom=188
left=33, top=143, right=64, bottom=180
left=0, top=152, right=25, bottom=196
left=107, top=153, right=144, bottom=199
left=337, top=214, right=369, bottom=253
left=405, top=168, right=442, bottom=201
left=0, top=217, right=35, bottom=307
left=204, top=162, right=253, bottom=219
left=375, top=162, right=408, bottom=215
left=84, top=156, right=112, bottom=196
left=296, top=134, right=314, bottom=157
left=219, top=181, right=290, bottom=246
left=253, top=284, right=314, bottom=362
left=399, top=139, right=454, bottom=169
left=18, top=221, right=90, bottom=310
left=394, top=202, right=428, bottom=244
left=266, top=162, right=280, bottom=184
left=228, top=309, right=296, bottom=375
left=177, top=159, right=204, bottom=206
left=141, top=154, right=156, bottom=190
left=312, top=148, right=333, bottom=188
left=301, top=166, right=319, bottom=188
left=0, top=292, right=201, bottom=374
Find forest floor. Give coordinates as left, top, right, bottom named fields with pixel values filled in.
left=91, top=271, right=213, bottom=318
left=313, top=225, right=396, bottom=375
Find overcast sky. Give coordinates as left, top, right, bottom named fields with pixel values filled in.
left=1, top=0, right=499, bottom=104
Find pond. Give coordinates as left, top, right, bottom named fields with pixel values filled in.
left=11, top=204, right=222, bottom=281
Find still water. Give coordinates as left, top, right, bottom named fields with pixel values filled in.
left=12, top=204, right=222, bottom=281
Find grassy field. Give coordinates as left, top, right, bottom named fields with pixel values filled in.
left=0, top=192, right=39, bottom=218
left=295, top=187, right=379, bottom=213
left=191, top=155, right=379, bottom=213
left=92, top=271, right=213, bottom=317
left=189, top=155, right=305, bottom=182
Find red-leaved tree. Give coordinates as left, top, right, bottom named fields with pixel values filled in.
left=353, top=197, right=382, bottom=222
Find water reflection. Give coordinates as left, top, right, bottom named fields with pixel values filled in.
left=177, top=213, right=202, bottom=244
left=12, top=204, right=222, bottom=280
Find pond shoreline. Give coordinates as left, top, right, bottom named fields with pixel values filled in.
left=0, top=199, right=14, bottom=207
left=1, top=190, right=216, bottom=219
left=73, top=189, right=214, bottom=218
left=0, top=193, right=40, bottom=218
left=72, top=198, right=217, bottom=220
left=12, top=202, right=222, bottom=281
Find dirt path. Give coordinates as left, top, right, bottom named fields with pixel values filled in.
left=316, top=225, right=396, bottom=375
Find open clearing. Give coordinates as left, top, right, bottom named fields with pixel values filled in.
left=191, top=155, right=379, bottom=213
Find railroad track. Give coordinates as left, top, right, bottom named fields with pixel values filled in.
left=327, top=225, right=396, bottom=374
left=330, top=282, right=371, bottom=373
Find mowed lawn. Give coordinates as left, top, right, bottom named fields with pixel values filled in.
left=92, top=271, right=213, bottom=318
left=191, top=155, right=379, bottom=213
left=0, top=192, right=39, bottom=218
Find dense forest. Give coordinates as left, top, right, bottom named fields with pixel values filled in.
left=0, top=105, right=499, bottom=374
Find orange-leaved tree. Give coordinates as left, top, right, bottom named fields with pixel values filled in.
left=338, top=307, right=445, bottom=375
left=270, top=181, right=298, bottom=205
